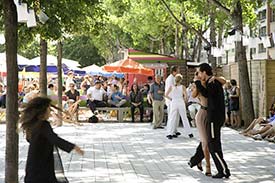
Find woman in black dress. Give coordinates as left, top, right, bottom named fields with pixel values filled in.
left=21, top=97, right=84, bottom=183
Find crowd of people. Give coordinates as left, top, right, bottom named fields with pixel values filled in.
left=20, top=63, right=233, bottom=182
left=6, top=62, right=275, bottom=182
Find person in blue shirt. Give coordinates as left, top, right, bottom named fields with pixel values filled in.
left=107, top=84, right=127, bottom=107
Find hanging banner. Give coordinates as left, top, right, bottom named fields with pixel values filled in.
left=212, top=47, right=222, bottom=57
left=249, top=38, right=257, bottom=48
left=17, top=3, right=28, bottom=23
left=27, top=9, right=37, bottom=28
left=38, top=11, right=49, bottom=24
left=262, top=36, right=271, bottom=48
left=242, top=36, right=249, bottom=46
left=227, top=36, right=234, bottom=44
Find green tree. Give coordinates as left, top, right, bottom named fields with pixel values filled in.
left=17, top=0, right=102, bottom=95
left=63, top=35, right=106, bottom=67
left=3, top=1, right=19, bottom=182
left=208, top=0, right=262, bottom=126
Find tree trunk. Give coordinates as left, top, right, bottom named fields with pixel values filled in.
left=196, top=36, right=202, bottom=62
left=191, top=36, right=198, bottom=61
left=3, top=1, right=19, bottom=182
left=40, top=38, right=47, bottom=96
left=182, top=29, right=189, bottom=59
left=150, top=40, right=154, bottom=52
left=175, top=24, right=179, bottom=58
left=57, top=41, right=63, bottom=126
left=160, top=38, right=165, bottom=54
left=209, top=10, right=216, bottom=69
left=217, top=23, right=224, bottom=65
left=233, top=1, right=255, bottom=127
left=181, top=11, right=189, bottom=60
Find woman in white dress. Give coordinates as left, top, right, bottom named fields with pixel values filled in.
left=165, top=74, right=193, bottom=139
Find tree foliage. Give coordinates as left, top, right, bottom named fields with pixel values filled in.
left=63, top=35, right=106, bottom=67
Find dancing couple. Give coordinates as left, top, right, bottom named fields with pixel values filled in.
left=188, top=63, right=231, bottom=179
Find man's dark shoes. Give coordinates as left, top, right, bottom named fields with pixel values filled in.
left=172, top=134, right=178, bottom=138
left=175, top=132, right=181, bottom=136
left=187, top=161, right=194, bottom=168
left=157, top=126, right=164, bottom=129
left=212, top=170, right=230, bottom=179
left=166, top=135, right=173, bottom=139
left=188, top=134, right=194, bottom=138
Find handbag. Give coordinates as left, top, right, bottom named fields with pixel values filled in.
left=54, top=146, right=69, bottom=183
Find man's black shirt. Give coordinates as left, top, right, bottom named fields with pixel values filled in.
left=197, top=78, right=225, bottom=125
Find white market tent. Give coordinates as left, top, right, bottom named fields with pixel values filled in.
left=0, top=52, right=30, bottom=72
left=83, top=64, right=124, bottom=78
left=30, top=55, right=86, bottom=75
left=30, top=55, right=81, bottom=68
left=82, top=64, right=103, bottom=75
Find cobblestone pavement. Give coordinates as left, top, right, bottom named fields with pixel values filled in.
left=0, top=123, right=274, bottom=183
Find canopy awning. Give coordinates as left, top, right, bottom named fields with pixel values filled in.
left=103, top=58, right=153, bottom=75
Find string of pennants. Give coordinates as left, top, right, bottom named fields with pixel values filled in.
left=14, top=0, right=49, bottom=28
left=211, top=30, right=275, bottom=57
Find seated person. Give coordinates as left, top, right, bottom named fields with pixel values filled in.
left=0, top=84, right=6, bottom=108
left=253, top=126, right=275, bottom=141
left=86, top=80, right=107, bottom=113
left=141, top=84, right=153, bottom=121
left=108, top=84, right=126, bottom=107
left=47, top=83, right=56, bottom=96
left=65, top=83, right=80, bottom=121
left=129, top=84, right=144, bottom=122
left=240, top=116, right=275, bottom=137
left=269, top=96, right=275, bottom=118
left=22, top=85, right=39, bottom=104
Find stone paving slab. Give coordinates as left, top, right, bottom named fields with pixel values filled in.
left=0, top=123, right=274, bottom=183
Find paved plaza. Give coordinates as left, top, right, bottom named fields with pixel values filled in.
left=0, top=123, right=274, bottom=183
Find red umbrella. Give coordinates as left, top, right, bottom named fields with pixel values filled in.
left=103, top=58, right=153, bottom=75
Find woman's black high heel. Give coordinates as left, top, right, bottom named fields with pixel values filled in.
left=197, top=163, right=203, bottom=171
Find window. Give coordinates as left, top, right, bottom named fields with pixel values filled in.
left=271, top=9, right=275, bottom=22
left=258, top=9, right=267, bottom=20
left=258, top=43, right=266, bottom=53
left=259, top=26, right=267, bottom=37
left=250, top=48, right=256, bottom=54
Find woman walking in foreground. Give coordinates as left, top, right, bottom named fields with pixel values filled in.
left=21, top=97, right=84, bottom=183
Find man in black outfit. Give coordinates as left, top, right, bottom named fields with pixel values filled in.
left=189, top=63, right=230, bottom=179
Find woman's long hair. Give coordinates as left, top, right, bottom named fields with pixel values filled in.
left=194, top=80, right=206, bottom=97
left=21, top=97, right=52, bottom=141
left=130, top=83, right=139, bottom=92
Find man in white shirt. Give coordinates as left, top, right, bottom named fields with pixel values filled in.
left=87, top=80, right=107, bottom=113
left=47, top=83, right=56, bottom=96
left=165, top=66, right=180, bottom=136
